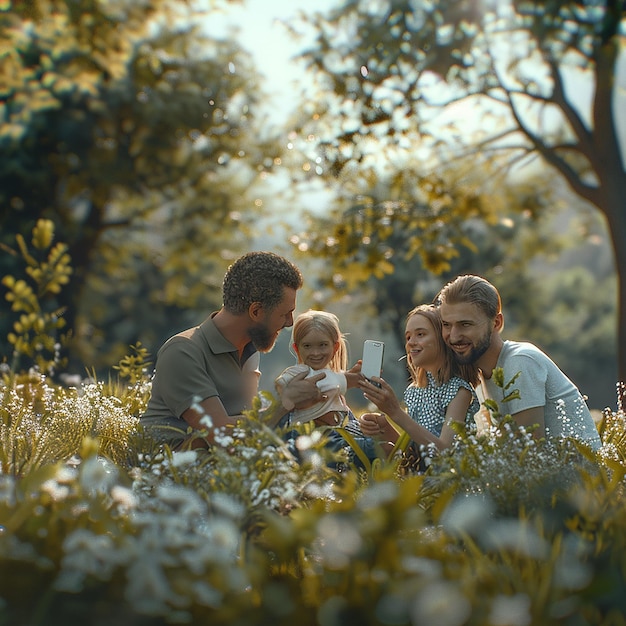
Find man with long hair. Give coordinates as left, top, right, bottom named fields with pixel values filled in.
left=436, top=275, right=601, bottom=450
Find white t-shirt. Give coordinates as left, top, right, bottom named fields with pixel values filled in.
left=480, top=340, right=601, bottom=450
left=275, top=364, right=348, bottom=424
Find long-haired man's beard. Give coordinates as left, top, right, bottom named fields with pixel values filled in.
left=248, top=322, right=277, bottom=352
left=454, top=331, right=491, bottom=365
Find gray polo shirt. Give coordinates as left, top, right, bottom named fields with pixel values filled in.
left=141, top=314, right=259, bottom=443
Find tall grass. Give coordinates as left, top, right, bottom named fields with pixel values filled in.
left=2, top=220, right=626, bottom=625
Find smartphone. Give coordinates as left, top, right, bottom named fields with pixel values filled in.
left=361, top=340, right=384, bottom=382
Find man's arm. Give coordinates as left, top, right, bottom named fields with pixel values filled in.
left=181, top=396, right=239, bottom=447
left=183, top=369, right=329, bottom=441
left=510, top=406, right=545, bottom=439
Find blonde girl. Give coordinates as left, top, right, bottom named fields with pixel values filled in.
left=275, top=309, right=355, bottom=426
left=275, top=309, right=379, bottom=468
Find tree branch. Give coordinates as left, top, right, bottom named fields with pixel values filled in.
left=487, top=42, right=600, bottom=205
left=546, top=57, right=595, bottom=160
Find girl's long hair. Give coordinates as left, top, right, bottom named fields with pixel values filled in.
left=291, top=310, right=348, bottom=371
left=406, top=304, right=478, bottom=387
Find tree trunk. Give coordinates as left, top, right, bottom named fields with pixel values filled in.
left=586, top=36, right=625, bottom=391
left=602, top=187, right=626, bottom=390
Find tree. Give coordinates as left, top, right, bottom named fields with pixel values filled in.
left=289, top=160, right=617, bottom=407
left=0, top=0, right=281, bottom=371
left=290, top=0, right=625, bottom=382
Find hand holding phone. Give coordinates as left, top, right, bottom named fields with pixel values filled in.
left=361, top=340, right=384, bottom=383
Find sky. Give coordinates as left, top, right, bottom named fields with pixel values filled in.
left=204, top=0, right=339, bottom=122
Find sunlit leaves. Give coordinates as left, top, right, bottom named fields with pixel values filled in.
left=0, top=0, right=282, bottom=371
left=295, top=0, right=624, bottom=197
left=291, top=168, right=502, bottom=294
left=113, top=342, right=152, bottom=386
left=2, top=219, right=71, bottom=374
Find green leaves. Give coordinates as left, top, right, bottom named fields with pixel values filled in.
left=0, top=0, right=285, bottom=372
left=113, top=342, right=151, bottom=387
left=2, top=219, right=71, bottom=374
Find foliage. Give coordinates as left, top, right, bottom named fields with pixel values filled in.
left=290, top=170, right=500, bottom=289
left=1, top=348, right=626, bottom=624
left=1, top=218, right=71, bottom=375
left=295, top=0, right=624, bottom=198
left=289, top=163, right=567, bottom=294
left=292, top=0, right=626, bottom=381
left=0, top=365, right=149, bottom=476
left=0, top=0, right=278, bottom=372
left=2, top=5, right=626, bottom=623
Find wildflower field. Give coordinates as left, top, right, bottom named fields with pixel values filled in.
left=2, top=361, right=626, bottom=626
left=2, top=221, right=626, bottom=625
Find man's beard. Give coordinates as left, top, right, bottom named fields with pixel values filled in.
left=452, top=330, right=491, bottom=365
left=248, top=322, right=277, bottom=352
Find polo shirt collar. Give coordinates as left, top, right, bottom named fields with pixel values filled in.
left=199, top=314, right=258, bottom=365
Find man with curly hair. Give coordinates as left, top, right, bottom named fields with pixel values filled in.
left=142, top=251, right=324, bottom=449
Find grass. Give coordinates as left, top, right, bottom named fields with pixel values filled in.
left=2, top=220, right=626, bottom=625
left=1, top=363, right=626, bottom=625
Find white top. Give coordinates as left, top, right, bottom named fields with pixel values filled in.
left=275, top=364, right=348, bottom=424
left=480, top=340, right=601, bottom=450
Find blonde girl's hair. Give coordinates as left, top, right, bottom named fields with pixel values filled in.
left=291, top=310, right=348, bottom=371
left=405, top=304, right=479, bottom=387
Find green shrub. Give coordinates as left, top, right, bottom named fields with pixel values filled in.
left=2, top=221, right=626, bottom=625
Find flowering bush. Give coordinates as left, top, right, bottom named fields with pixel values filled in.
left=2, top=221, right=626, bottom=625
left=1, top=363, right=626, bottom=625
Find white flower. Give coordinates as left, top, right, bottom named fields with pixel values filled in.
left=55, top=529, right=128, bottom=592
left=214, top=432, right=234, bottom=447
left=79, top=456, right=119, bottom=495
left=440, top=493, right=496, bottom=537
left=170, top=450, right=198, bottom=468
left=481, top=519, right=549, bottom=559
left=489, top=593, right=531, bottom=626
left=0, top=476, right=16, bottom=506
left=315, top=515, right=363, bottom=568
left=41, top=479, right=70, bottom=502
left=191, top=580, right=223, bottom=607
left=125, top=556, right=177, bottom=615
left=358, top=480, right=398, bottom=509
left=210, top=492, right=245, bottom=520
left=111, top=485, right=137, bottom=511
left=154, top=484, right=207, bottom=517
left=411, top=580, right=471, bottom=626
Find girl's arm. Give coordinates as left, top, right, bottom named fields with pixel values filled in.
left=437, top=387, right=474, bottom=448
left=359, top=411, right=400, bottom=443
left=360, top=378, right=472, bottom=451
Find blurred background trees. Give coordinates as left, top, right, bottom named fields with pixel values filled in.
left=283, top=0, right=623, bottom=408
left=0, top=0, right=281, bottom=369
left=1, top=0, right=622, bottom=409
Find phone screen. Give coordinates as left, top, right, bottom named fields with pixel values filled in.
left=362, top=340, right=384, bottom=381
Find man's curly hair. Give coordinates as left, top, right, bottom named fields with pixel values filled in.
left=223, top=251, right=303, bottom=315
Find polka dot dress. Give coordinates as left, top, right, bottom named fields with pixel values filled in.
left=403, top=373, right=479, bottom=437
